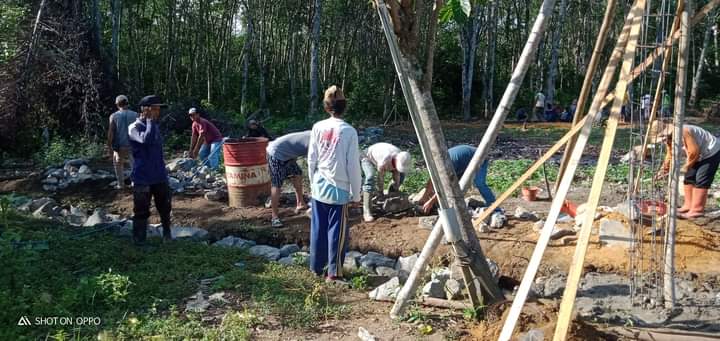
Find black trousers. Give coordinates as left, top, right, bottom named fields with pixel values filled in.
left=684, top=150, right=720, bottom=189
left=133, top=182, right=172, bottom=243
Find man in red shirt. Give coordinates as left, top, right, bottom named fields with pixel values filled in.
left=188, top=108, right=224, bottom=170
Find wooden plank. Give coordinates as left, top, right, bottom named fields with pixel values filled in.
left=497, top=3, right=642, bottom=339
left=665, top=0, right=691, bottom=309
left=555, top=0, right=618, bottom=192
left=474, top=115, right=589, bottom=224
left=552, top=1, right=647, bottom=339
left=632, top=1, right=683, bottom=195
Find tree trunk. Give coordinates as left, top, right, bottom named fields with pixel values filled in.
left=544, top=0, right=568, bottom=105
left=110, top=0, right=121, bottom=76
left=485, top=0, right=499, bottom=117
left=309, top=0, right=322, bottom=117
left=689, top=16, right=713, bottom=107
left=240, top=2, right=253, bottom=116
left=460, top=5, right=483, bottom=121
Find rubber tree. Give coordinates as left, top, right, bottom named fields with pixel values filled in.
left=309, top=0, right=322, bottom=117
left=544, top=0, right=568, bottom=105
left=459, top=2, right=484, bottom=121
left=689, top=12, right=716, bottom=107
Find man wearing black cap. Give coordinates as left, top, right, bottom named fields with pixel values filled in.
left=128, top=95, right=172, bottom=245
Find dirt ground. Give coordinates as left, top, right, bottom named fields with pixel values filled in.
left=3, top=121, right=720, bottom=339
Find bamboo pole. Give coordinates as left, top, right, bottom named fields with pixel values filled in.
left=552, top=1, right=647, bottom=339
left=375, top=0, right=501, bottom=315
left=601, top=0, right=720, bottom=108
left=555, top=0, right=618, bottom=192
left=665, top=0, right=691, bottom=309
left=389, top=0, right=558, bottom=319
left=498, top=3, right=641, bottom=339
left=633, top=2, right=684, bottom=195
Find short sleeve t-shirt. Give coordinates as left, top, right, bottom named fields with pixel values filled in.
left=366, top=143, right=400, bottom=171
left=266, top=131, right=311, bottom=161
left=192, top=117, right=223, bottom=144
left=109, top=109, right=138, bottom=150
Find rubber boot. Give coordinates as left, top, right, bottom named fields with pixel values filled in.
left=681, top=188, right=708, bottom=219
left=363, top=192, right=375, bottom=222
left=678, top=184, right=694, bottom=213
left=133, top=219, right=148, bottom=245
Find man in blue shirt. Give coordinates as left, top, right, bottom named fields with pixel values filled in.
left=128, top=95, right=172, bottom=245
left=419, top=145, right=497, bottom=214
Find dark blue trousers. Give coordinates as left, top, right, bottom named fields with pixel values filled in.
left=310, top=199, right=349, bottom=277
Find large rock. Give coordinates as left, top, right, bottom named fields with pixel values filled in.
left=376, top=266, right=399, bottom=278
left=445, top=278, right=464, bottom=300
left=278, top=256, right=295, bottom=266
left=614, top=200, right=640, bottom=221
left=83, top=209, right=108, bottom=227
left=185, top=291, right=210, bottom=313
left=409, top=188, right=426, bottom=205
left=395, top=253, right=419, bottom=281
left=599, top=219, right=632, bottom=248
left=418, top=215, right=438, bottom=230
left=248, top=245, right=281, bottom=261
left=32, top=202, right=62, bottom=219
left=422, top=279, right=446, bottom=299
left=168, top=177, right=184, bottom=193
left=279, top=244, right=301, bottom=258
left=204, top=190, right=227, bottom=202
left=360, top=252, right=396, bottom=270
left=465, top=196, right=486, bottom=209
left=520, top=329, right=544, bottom=341
left=490, top=211, right=507, bottom=229
left=78, top=165, right=92, bottom=175
left=368, top=277, right=400, bottom=301
left=27, top=197, right=57, bottom=212
left=167, top=158, right=196, bottom=172
left=382, top=194, right=412, bottom=213
left=214, top=236, right=256, bottom=249
left=515, top=206, right=538, bottom=220
left=535, top=272, right=567, bottom=297
left=171, top=226, right=209, bottom=240
left=344, top=251, right=363, bottom=273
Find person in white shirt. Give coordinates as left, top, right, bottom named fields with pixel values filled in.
left=530, top=91, right=545, bottom=122
left=307, top=85, right=362, bottom=281
left=361, top=142, right=412, bottom=222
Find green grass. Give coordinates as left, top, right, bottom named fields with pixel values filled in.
left=0, top=211, right=348, bottom=340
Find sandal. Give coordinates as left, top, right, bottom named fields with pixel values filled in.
left=294, top=205, right=309, bottom=214
left=271, top=218, right=284, bottom=228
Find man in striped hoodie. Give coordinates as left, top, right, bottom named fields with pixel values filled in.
left=307, top=86, right=362, bottom=281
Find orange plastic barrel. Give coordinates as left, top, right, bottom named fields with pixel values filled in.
left=223, top=138, right=271, bottom=207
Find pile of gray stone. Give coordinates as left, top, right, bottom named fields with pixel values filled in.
left=359, top=127, right=384, bottom=145
left=368, top=257, right=500, bottom=302
left=41, top=159, right=115, bottom=192
left=165, top=158, right=227, bottom=200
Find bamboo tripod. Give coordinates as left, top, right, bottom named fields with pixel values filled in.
left=375, top=0, right=502, bottom=315
left=499, top=0, right=706, bottom=339
left=378, top=0, right=560, bottom=318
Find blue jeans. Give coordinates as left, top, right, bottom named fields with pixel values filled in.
left=361, top=158, right=404, bottom=193
left=199, top=140, right=223, bottom=170
left=473, top=160, right=498, bottom=209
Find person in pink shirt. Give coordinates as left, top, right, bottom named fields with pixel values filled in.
left=188, top=108, right=224, bottom=170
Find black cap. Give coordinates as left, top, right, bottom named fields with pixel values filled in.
left=138, top=95, right=168, bottom=107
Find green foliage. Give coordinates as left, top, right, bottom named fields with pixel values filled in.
left=400, top=170, right=430, bottom=194
left=96, top=269, right=133, bottom=304
left=0, top=213, right=349, bottom=339
left=440, top=0, right=477, bottom=24
left=0, top=1, right=26, bottom=63
left=33, top=137, right=105, bottom=167
left=349, top=273, right=369, bottom=291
